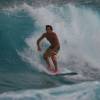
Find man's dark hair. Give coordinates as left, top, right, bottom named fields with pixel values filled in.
left=46, top=25, right=53, bottom=31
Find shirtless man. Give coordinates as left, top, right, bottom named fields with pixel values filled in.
left=37, top=25, right=60, bottom=72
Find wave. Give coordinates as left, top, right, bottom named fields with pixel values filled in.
left=0, top=81, right=100, bottom=100
left=18, top=4, right=100, bottom=80
left=0, top=2, right=100, bottom=93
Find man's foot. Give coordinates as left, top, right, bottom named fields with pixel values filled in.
left=53, top=67, right=58, bottom=73
left=47, top=66, right=51, bottom=71
left=48, top=66, right=58, bottom=73
left=47, top=66, right=54, bottom=72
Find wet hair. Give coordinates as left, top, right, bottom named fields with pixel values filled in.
left=46, top=25, right=53, bottom=31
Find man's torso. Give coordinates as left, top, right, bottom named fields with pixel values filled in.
left=44, top=32, right=60, bottom=48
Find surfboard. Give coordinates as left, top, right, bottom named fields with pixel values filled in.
left=54, top=72, right=78, bottom=76
left=44, top=71, right=78, bottom=76
left=43, top=65, right=78, bottom=76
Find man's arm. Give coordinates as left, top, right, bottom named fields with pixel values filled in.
left=37, top=33, right=45, bottom=51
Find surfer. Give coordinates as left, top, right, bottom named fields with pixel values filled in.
left=37, top=25, right=60, bottom=72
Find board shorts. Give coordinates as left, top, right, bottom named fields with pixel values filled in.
left=46, top=46, right=60, bottom=56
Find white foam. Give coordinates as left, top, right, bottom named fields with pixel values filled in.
left=14, top=3, right=100, bottom=79
left=0, top=81, right=99, bottom=100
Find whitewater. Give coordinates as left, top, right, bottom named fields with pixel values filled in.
left=0, top=1, right=100, bottom=100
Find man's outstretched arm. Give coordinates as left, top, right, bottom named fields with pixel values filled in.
left=37, top=33, right=45, bottom=51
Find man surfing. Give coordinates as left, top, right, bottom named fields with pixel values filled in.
left=37, top=25, right=60, bottom=73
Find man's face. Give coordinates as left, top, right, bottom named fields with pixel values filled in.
left=46, top=27, right=52, bottom=33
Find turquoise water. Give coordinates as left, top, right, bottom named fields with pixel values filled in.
left=0, top=0, right=100, bottom=100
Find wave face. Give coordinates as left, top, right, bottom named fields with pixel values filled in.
left=0, top=1, right=100, bottom=100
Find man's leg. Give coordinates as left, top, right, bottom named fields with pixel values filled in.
left=43, top=52, right=51, bottom=70
left=43, top=48, right=58, bottom=72
left=51, top=55, right=58, bottom=72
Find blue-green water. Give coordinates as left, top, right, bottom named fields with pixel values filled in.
left=0, top=0, right=100, bottom=100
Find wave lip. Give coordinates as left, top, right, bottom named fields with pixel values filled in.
left=0, top=0, right=100, bottom=9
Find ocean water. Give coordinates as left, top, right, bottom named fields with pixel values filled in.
left=0, top=0, right=100, bottom=100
